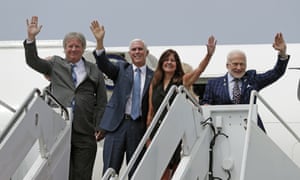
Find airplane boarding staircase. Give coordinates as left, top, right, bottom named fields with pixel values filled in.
left=102, top=86, right=300, bottom=180
left=0, top=89, right=71, bottom=180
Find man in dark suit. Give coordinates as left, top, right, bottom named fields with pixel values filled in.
left=90, top=20, right=154, bottom=178
left=24, top=16, right=107, bottom=180
left=201, top=33, right=290, bottom=132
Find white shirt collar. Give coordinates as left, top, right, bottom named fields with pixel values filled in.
left=227, top=73, right=236, bottom=82
left=71, top=59, right=84, bottom=67
left=133, top=64, right=146, bottom=74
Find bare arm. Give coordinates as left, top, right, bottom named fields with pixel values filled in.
left=183, top=35, right=217, bottom=87
left=147, top=84, right=154, bottom=127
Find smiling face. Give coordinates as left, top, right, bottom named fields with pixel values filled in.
left=162, top=53, right=177, bottom=75
left=157, top=49, right=184, bottom=79
left=226, top=50, right=247, bottom=79
left=63, top=32, right=86, bottom=63
left=128, top=39, right=148, bottom=67
left=64, top=38, right=84, bottom=63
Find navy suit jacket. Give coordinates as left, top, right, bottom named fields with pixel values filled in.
left=201, top=56, right=289, bottom=131
left=93, top=51, right=154, bottom=132
left=201, top=56, right=289, bottom=105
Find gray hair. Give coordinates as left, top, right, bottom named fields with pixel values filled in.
left=63, top=32, right=86, bottom=50
left=129, top=38, right=148, bottom=50
left=226, top=49, right=247, bottom=64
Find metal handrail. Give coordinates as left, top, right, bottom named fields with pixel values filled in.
left=102, top=168, right=117, bottom=180
left=42, top=89, right=70, bottom=121
left=118, top=85, right=177, bottom=179
left=0, top=88, right=41, bottom=143
left=0, top=99, right=16, bottom=113
left=178, top=85, right=203, bottom=112
left=0, top=88, right=70, bottom=143
left=250, top=90, right=300, bottom=142
left=240, top=90, right=300, bottom=179
left=118, top=85, right=200, bottom=179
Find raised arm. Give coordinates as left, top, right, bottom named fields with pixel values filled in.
left=26, top=16, right=43, bottom=41
left=24, top=16, right=52, bottom=75
left=183, top=35, right=217, bottom=87
left=273, top=32, right=288, bottom=59
left=147, top=83, right=154, bottom=128
left=90, top=20, right=105, bottom=50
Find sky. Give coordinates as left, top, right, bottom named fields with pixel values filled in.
left=0, top=0, right=299, bottom=47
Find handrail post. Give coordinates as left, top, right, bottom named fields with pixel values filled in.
left=0, top=88, right=41, bottom=143
left=240, top=90, right=256, bottom=180
left=240, top=90, right=300, bottom=179
left=254, top=90, right=300, bottom=142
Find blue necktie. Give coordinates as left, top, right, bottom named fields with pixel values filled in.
left=232, top=78, right=241, bottom=104
left=71, top=64, right=77, bottom=86
left=71, top=64, right=77, bottom=112
left=131, top=68, right=141, bottom=120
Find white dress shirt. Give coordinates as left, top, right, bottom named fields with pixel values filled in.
left=71, top=59, right=87, bottom=87
left=125, top=64, right=146, bottom=115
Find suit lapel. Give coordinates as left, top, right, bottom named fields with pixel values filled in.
left=126, top=64, right=134, bottom=85
left=76, top=58, right=90, bottom=88
left=83, top=58, right=91, bottom=76
left=65, top=61, right=76, bottom=90
left=142, top=67, right=153, bottom=97
left=223, top=74, right=232, bottom=102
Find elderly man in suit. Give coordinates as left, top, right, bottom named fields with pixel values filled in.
left=24, top=16, right=107, bottom=180
left=201, top=33, right=290, bottom=132
left=90, top=20, right=154, bottom=178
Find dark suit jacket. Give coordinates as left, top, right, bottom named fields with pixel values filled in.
left=201, top=56, right=289, bottom=105
left=24, top=40, right=107, bottom=139
left=200, top=56, right=289, bottom=131
left=93, top=50, right=154, bottom=132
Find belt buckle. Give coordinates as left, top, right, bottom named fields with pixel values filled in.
left=125, top=114, right=132, bottom=120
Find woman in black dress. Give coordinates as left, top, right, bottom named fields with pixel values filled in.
left=147, top=36, right=217, bottom=180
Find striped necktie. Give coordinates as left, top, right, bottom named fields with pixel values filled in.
left=71, top=64, right=77, bottom=112
left=71, top=64, right=77, bottom=86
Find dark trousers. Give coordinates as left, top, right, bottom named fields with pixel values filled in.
left=69, top=132, right=97, bottom=180
left=102, top=115, right=145, bottom=178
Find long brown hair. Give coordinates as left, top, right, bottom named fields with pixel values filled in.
left=151, top=49, right=185, bottom=88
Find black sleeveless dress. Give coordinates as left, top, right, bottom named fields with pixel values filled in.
left=151, top=80, right=181, bottom=168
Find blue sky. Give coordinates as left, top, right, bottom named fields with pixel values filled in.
left=1, top=0, right=299, bottom=46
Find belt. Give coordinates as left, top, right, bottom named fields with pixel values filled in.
left=124, top=114, right=132, bottom=120
left=124, top=114, right=141, bottom=120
